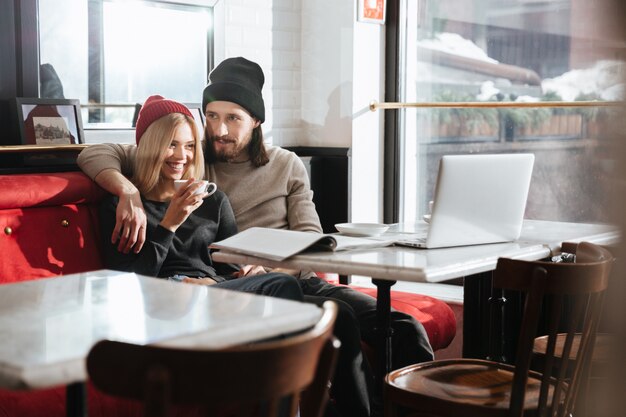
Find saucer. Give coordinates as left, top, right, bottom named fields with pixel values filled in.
left=335, top=223, right=390, bottom=237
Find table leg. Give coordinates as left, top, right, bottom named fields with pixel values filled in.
left=463, top=271, right=522, bottom=363
left=487, top=286, right=507, bottom=363
left=371, top=278, right=396, bottom=417
left=66, top=382, right=87, bottom=417
left=462, top=271, right=493, bottom=359
left=338, top=275, right=351, bottom=285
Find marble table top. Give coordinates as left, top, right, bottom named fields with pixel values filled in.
left=212, top=220, right=620, bottom=283
left=0, top=269, right=321, bottom=390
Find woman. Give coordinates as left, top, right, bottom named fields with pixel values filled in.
left=99, top=95, right=302, bottom=300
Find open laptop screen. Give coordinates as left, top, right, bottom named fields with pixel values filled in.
left=423, top=153, right=535, bottom=248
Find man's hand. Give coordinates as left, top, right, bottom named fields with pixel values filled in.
left=271, top=267, right=301, bottom=277
left=113, top=190, right=147, bottom=254
left=182, top=277, right=217, bottom=286
left=92, top=168, right=147, bottom=254
left=233, top=264, right=267, bottom=278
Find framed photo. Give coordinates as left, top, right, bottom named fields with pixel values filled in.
left=13, top=98, right=84, bottom=145
left=357, top=0, right=386, bottom=24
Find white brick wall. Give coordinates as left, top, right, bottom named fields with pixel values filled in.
left=218, top=0, right=303, bottom=145
left=216, top=0, right=385, bottom=222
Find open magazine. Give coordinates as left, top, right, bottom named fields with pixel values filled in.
left=210, top=227, right=395, bottom=261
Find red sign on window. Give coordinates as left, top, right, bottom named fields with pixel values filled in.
left=358, top=0, right=386, bottom=24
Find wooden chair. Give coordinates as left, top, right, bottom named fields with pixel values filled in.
left=532, top=333, right=610, bottom=377
left=532, top=241, right=613, bottom=373
left=87, top=301, right=340, bottom=417
left=384, top=241, right=613, bottom=417
left=530, top=242, right=615, bottom=417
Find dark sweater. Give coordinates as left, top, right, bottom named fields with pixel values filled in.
left=99, top=190, right=239, bottom=279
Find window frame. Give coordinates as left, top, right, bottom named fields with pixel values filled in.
left=84, top=0, right=215, bottom=126
left=383, top=0, right=402, bottom=224
left=17, top=0, right=216, bottom=141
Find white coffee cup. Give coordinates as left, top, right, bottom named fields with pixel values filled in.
left=173, top=180, right=217, bottom=196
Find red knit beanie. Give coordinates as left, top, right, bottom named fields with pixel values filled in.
left=135, top=95, right=194, bottom=144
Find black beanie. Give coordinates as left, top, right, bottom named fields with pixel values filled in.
left=202, top=57, right=265, bottom=123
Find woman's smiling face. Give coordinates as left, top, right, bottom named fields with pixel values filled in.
left=160, top=122, right=195, bottom=180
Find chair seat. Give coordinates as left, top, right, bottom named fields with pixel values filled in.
left=386, top=359, right=553, bottom=417
left=533, top=332, right=610, bottom=365
left=384, top=243, right=613, bottom=417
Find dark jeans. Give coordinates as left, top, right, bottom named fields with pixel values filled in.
left=303, top=295, right=373, bottom=417
left=300, top=277, right=434, bottom=367
left=220, top=274, right=372, bottom=417
left=300, top=277, right=435, bottom=417
left=216, top=272, right=303, bottom=301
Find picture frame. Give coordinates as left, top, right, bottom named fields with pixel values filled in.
left=13, top=98, right=84, bottom=146
left=357, top=0, right=386, bottom=24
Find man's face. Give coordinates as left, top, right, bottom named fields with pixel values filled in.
left=204, top=101, right=260, bottom=163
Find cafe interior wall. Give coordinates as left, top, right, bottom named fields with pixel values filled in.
left=216, top=0, right=386, bottom=223
left=301, top=0, right=386, bottom=224
left=299, top=0, right=386, bottom=223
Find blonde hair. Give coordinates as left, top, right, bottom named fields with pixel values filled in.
left=132, top=113, right=204, bottom=195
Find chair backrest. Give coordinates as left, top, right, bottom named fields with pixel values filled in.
left=493, top=241, right=613, bottom=417
left=87, top=301, right=339, bottom=417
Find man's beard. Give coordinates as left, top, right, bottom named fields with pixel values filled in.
left=207, top=135, right=244, bottom=162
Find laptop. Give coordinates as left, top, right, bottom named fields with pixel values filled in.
left=395, top=153, right=535, bottom=249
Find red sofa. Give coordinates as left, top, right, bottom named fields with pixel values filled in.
left=0, top=171, right=455, bottom=416
left=0, top=172, right=141, bottom=417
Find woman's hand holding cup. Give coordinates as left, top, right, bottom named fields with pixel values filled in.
left=173, top=179, right=218, bottom=196
left=160, top=179, right=218, bottom=232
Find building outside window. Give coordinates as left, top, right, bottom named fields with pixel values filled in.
left=394, top=0, right=625, bottom=224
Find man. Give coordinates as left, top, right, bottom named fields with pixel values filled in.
left=78, top=56, right=434, bottom=417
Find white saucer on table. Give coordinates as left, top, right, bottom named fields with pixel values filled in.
left=335, top=223, right=390, bottom=237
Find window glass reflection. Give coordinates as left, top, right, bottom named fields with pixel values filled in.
left=39, top=0, right=88, bottom=101
left=398, top=0, right=625, bottom=224
left=38, top=0, right=212, bottom=128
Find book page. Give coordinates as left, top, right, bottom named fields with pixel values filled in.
left=210, top=228, right=330, bottom=261
left=211, top=227, right=395, bottom=261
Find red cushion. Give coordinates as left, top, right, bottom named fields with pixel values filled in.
left=0, top=172, right=104, bottom=282
left=0, top=385, right=134, bottom=417
left=0, top=204, right=104, bottom=282
left=0, top=172, right=104, bottom=210
left=0, top=172, right=118, bottom=415
left=0, top=383, right=205, bottom=417
left=352, top=286, right=456, bottom=351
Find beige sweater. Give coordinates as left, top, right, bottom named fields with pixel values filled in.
left=77, top=143, right=323, bottom=233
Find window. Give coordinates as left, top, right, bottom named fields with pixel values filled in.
left=38, top=0, right=214, bottom=132
left=392, top=0, right=624, bottom=224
